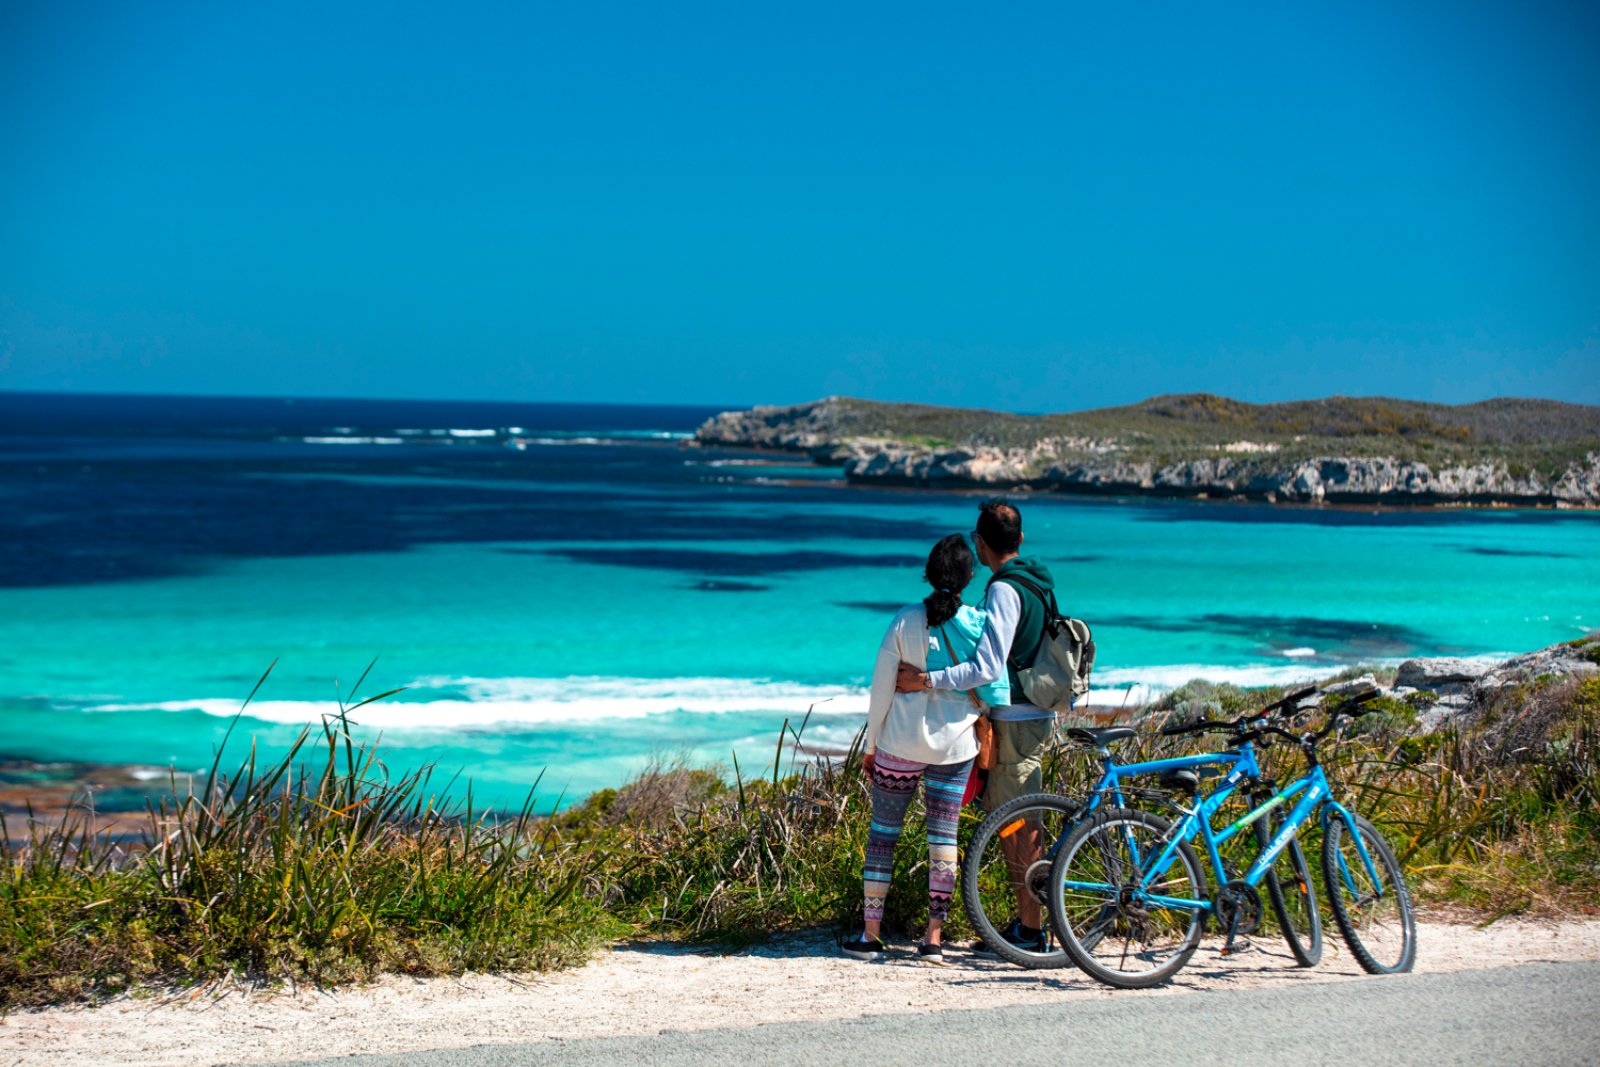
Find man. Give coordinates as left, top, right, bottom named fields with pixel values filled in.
left=896, top=497, right=1057, bottom=951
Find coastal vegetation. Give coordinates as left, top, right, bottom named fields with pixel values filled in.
left=695, top=395, right=1600, bottom=505
left=4, top=637, right=1598, bottom=1010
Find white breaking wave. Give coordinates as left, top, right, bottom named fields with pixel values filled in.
left=1281, top=647, right=1318, bottom=658
left=85, top=659, right=1385, bottom=730
left=519, top=432, right=693, bottom=446
left=87, top=676, right=868, bottom=729
left=299, top=436, right=406, bottom=445
left=1082, top=661, right=1345, bottom=708
left=447, top=429, right=497, bottom=438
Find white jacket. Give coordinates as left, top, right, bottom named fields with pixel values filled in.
left=864, top=605, right=983, bottom=766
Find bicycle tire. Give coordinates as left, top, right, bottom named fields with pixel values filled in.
left=1321, top=812, right=1416, bottom=974
left=1047, top=806, right=1208, bottom=989
left=960, top=792, right=1081, bottom=969
left=1255, top=813, right=1322, bottom=966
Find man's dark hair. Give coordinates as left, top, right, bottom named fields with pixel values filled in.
left=976, top=497, right=1022, bottom=555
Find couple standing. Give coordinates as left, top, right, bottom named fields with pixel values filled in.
left=848, top=498, right=1057, bottom=964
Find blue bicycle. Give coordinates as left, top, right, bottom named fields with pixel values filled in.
left=960, top=686, right=1323, bottom=971
left=1044, top=691, right=1417, bottom=988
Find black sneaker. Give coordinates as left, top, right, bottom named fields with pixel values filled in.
left=917, top=942, right=946, bottom=966
left=974, top=920, right=1047, bottom=956
left=842, top=935, right=886, bottom=961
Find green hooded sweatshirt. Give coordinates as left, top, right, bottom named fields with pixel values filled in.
left=986, top=556, right=1057, bottom=700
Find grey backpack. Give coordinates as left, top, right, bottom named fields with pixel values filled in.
left=1001, top=575, right=1096, bottom=711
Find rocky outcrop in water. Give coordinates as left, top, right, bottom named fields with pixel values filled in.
left=694, top=396, right=1600, bottom=507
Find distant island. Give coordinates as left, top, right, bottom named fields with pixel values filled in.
left=695, top=394, right=1600, bottom=507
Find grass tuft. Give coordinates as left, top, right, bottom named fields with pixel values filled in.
left=1, top=687, right=623, bottom=1010
left=6, top=659, right=1599, bottom=1008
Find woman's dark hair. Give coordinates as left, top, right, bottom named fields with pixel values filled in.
left=923, top=533, right=975, bottom=628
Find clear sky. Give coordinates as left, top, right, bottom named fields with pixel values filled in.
left=2, top=0, right=1596, bottom=412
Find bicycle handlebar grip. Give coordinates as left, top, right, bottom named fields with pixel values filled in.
left=1158, top=719, right=1219, bottom=737
left=1258, top=684, right=1320, bottom=718
left=1333, top=688, right=1384, bottom=715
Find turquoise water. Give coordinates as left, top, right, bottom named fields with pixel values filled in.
left=2, top=394, right=1597, bottom=811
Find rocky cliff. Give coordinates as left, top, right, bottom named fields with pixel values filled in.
left=695, top=395, right=1600, bottom=507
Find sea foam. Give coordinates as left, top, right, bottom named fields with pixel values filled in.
left=1081, top=661, right=1353, bottom=708
left=87, top=675, right=868, bottom=729
left=83, top=659, right=1379, bottom=732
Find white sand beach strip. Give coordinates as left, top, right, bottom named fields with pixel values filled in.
left=6, top=918, right=1599, bottom=1067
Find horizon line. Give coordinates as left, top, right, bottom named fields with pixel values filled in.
left=2, top=385, right=1595, bottom=417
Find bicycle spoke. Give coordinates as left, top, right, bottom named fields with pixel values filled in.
left=961, top=794, right=1081, bottom=969
left=1049, top=808, right=1207, bottom=988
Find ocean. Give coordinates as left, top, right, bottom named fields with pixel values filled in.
left=2, top=391, right=1596, bottom=812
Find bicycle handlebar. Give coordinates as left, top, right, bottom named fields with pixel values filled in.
left=1157, top=718, right=1223, bottom=738
left=1157, top=685, right=1381, bottom=742
left=1260, top=684, right=1319, bottom=716
left=1234, top=687, right=1385, bottom=748
left=1157, top=683, right=1320, bottom=738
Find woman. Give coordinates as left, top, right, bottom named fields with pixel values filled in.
left=844, top=534, right=1011, bottom=964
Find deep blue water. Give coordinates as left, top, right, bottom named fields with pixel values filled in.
left=2, top=391, right=1596, bottom=811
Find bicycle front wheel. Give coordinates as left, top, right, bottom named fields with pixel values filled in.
left=1047, top=806, right=1208, bottom=989
left=1255, top=813, right=1322, bottom=967
left=1321, top=813, right=1416, bottom=974
left=960, top=792, right=1081, bottom=969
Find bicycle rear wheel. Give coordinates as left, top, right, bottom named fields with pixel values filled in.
left=1321, top=813, right=1415, bottom=974
left=1255, top=814, right=1322, bottom=966
left=960, top=792, right=1080, bottom=969
left=1047, top=806, right=1208, bottom=989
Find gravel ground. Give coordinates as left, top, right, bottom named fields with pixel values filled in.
left=6, top=918, right=1599, bottom=1066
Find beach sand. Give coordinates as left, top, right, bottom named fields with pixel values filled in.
left=7, top=917, right=1599, bottom=1066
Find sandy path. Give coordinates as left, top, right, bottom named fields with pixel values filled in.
left=7, top=919, right=1599, bottom=1067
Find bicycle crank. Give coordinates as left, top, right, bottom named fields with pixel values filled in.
left=1023, top=860, right=1052, bottom=905
left=1214, top=880, right=1263, bottom=955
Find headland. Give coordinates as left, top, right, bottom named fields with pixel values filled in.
left=694, top=394, right=1600, bottom=507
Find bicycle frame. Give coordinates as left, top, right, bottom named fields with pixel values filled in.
left=1028, top=745, right=1241, bottom=866
left=1030, top=744, right=1244, bottom=887
left=1061, top=740, right=1388, bottom=915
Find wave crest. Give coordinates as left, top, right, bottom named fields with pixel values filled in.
left=88, top=675, right=868, bottom=729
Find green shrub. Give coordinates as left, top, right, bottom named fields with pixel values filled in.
left=1, top=666, right=623, bottom=1010
left=8, top=660, right=1600, bottom=1007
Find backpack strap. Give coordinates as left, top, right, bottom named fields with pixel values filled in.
left=996, top=573, right=1062, bottom=636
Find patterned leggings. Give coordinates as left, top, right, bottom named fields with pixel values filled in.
left=864, top=750, right=975, bottom=925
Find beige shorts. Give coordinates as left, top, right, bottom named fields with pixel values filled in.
left=981, top=717, right=1055, bottom=810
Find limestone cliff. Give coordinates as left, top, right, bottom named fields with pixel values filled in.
left=694, top=395, right=1600, bottom=507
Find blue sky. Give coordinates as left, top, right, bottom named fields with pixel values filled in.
left=1, top=0, right=1596, bottom=411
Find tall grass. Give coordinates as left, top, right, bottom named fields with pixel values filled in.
left=0, top=664, right=622, bottom=1010
left=5, top=648, right=1598, bottom=1009
left=555, top=712, right=891, bottom=941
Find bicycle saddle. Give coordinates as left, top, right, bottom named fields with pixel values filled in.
left=1065, top=726, right=1137, bottom=747
left=1158, top=769, right=1201, bottom=795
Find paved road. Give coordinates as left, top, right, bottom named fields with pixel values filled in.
left=274, top=961, right=1600, bottom=1066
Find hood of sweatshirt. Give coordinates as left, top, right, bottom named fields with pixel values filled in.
left=989, top=556, right=1055, bottom=594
